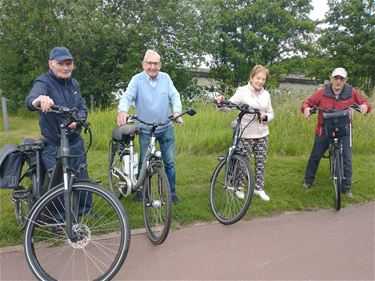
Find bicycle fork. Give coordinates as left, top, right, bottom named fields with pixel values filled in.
left=60, top=130, right=77, bottom=241
left=222, top=146, right=236, bottom=191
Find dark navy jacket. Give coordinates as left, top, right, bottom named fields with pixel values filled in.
left=25, top=70, right=88, bottom=146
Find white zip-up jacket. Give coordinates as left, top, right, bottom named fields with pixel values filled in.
left=221, top=83, right=274, bottom=139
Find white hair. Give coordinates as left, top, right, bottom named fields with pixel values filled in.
left=143, top=50, right=161, bottom=61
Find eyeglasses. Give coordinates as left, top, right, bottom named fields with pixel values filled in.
left=144, top=61, right=161, bottom=67
left=332, top=76, right=346, bottom=81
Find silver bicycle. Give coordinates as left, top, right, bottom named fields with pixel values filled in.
left=108, top=108, right=196, bottom=244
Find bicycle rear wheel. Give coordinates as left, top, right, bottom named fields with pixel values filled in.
left=331, top=149, right=342, bottom=210
left=12, top=158, right=34, bottom=229
left=210, top=153, right=254, bottom=225
left=143, top=165, right=171, bottom=245
left=108, top=140, right=126, bottom=199
left=24, top=181, right=130, bottom=281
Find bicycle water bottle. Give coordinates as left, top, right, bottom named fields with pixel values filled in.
left=133, top=153, right=139, bottom=177
left=123, top=154, right=131, bottom=176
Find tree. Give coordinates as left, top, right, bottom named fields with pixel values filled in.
left=197, top=0, right=316, bottom=93
left=318, top=0, right=375, bottom=96
left=0, top=0, right=208, bottom=112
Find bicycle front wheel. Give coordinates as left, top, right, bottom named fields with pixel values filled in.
left=331, top=149, right=342, bottom=210
left=143, top=165, right=172, bottom=245
left=210, top=153, right=254, bottom=225
left=24, top=182, right=130, bottom=281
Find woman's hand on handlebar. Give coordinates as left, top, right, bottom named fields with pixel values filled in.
left=117, top=112, right=128, bottom=126
left=32, top=95, right=54, bottom=112
left=215, top=95, right=225, bottom=105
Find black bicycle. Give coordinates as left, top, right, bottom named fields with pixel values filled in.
left=1, top=105, right=130, bottom=280
left=310, top=104, right=361, bottom=210
left=210, top=100, right=258, bottom=224
left=108, top=108, right=196, bottom=244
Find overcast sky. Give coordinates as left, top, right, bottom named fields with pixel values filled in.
left=310, top=0, right=329, bottom=20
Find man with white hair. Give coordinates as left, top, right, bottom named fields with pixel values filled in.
left=301, top=67, right=372, bottom=197
left=117, top=50, right=184, bottom=204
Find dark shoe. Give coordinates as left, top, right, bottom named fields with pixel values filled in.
left=303, top=181, right=312, bottom=189
left=133, top=191, right=143, bottom=202
left=171, top=195, right=180, bottom=205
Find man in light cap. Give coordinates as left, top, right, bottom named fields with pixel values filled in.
left=25, top=47, right=89, bottom=182
left=300, top=67, right=372, bottom=197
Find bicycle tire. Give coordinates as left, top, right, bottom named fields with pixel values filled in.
left=108, top=140, right=125, bottom=199
left=143, top=164, right=172, bottom=245
left=13, top=158, right=34, bottom=230
left=210, top=153, right=254, bottom=225
left=332, top=149, right=342, bottom=210
left=24, top=181, right=130, bottom=281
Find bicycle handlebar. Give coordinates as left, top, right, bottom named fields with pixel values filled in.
left=49, top=105, right=89, bottom=128
left=126, top=108, right=196, bottom=129
left=309, top=104, right=361, bottom=115
left=217, top=100, right=261, bottom=115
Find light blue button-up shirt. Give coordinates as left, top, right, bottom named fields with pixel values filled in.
left=118, top=71, right=182, bottom=133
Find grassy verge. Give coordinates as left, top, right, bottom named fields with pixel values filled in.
left=1, top=93, right=374, bottom=247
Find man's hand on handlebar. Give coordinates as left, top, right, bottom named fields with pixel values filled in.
left=32, top=95, right=54, bottom=112
left=304, top=107, right=312, bottom=118
left=117, top=111, right=128, bottom=126
left=173, top=113, right=185, bottom=127
left=359, top=104, right=368, bottom=114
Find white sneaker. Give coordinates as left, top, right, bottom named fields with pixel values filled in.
left=235, top=187, right=245, bottom=199
left=254, top=189, right=270, bottom=201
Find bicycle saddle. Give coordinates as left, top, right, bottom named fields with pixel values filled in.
left=112, top=125, right=140, bottom=142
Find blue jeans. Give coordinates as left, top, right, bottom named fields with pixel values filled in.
left=305, top=134, right=352, bottom=188
left=42, top=137, right=91, bottom=216
left=139, top=127, right=176, bottom=195
left=42, top=137, right=88, bottom=179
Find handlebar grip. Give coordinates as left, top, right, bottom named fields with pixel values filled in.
left=351, top=103, right=361, bottom=112
left=309, top=107, right=317, bottom=114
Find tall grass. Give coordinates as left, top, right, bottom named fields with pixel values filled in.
left=0, top=92, right=374, bottom=247
left=84, top=92, right=375, bottom=156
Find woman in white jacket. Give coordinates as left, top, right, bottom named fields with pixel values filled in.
left=216, top=65, right=274, bottom=201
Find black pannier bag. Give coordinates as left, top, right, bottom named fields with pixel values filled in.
left=322, top=111, right=350, bottom=138
left=0, top=144, right=23, bottom=189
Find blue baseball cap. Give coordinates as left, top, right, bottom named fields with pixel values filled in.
left=49, top=47, right=74, bottom=61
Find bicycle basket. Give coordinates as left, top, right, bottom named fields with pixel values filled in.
left=0, top=144, right=24, bottom=189
left=322, top=111, right=350, bottom=138
left=112, top=125, right=139, bottom=143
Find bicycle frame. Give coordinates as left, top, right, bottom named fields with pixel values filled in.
left=45, top=106, right=91, bottom=241
left=309, top=104, right=361, bottom=209
left=113, top=108, right=196, bottom=197
left=131, top=122, right=163, bottom=191
left=218, top=101, right=260, bottom=187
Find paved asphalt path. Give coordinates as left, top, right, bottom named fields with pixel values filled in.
left=1, top=202, right=374, bottom=280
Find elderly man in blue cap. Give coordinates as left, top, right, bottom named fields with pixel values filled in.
left=25, top=47, right=89, bottom=180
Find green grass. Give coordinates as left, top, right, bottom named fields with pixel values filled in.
left=0, top=93, right=374, bottom=247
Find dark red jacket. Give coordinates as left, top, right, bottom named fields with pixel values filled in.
left=301, top=84, right=372, bottom=136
